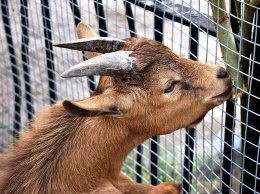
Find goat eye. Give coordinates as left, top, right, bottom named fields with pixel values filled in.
left=164, top=81, right=179, bottom=93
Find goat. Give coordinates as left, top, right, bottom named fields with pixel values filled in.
left=0, top=21, right=232, bottom=194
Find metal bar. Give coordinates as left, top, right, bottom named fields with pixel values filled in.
left=127, top=0, right=216, bottom=36
left=150, top=136, right=159, bottom=185
left=69, top=0, right=96, bottom=93
left=154, top=4, right=164, bottom=42
left=41, top=0, right=57, bottom=104
left=69, top=0, right=81, bottom=27
left=94, top=0, right=108, bottom=37
left=1, top=0, right=22, bottom=139
left=221, top=100, right=235, bottom=194
left=20, top=0, right=34, bottom=120
left=189, top=24, right=199, bottom=61
left=221, top=1, right=238, bottom=193
left=183, top=128, right=195, bottom=194
left=124, top=0, right=136, bottom=37
left=182, top=23, right=198, bottom=193
left=122, top=0, right=142, bottom=182
left=136, top=145, right=143, bottom=183
left=241, top=8, right=260, bottom=193
left=230, top=0, right=240, bottom=50
left=149, top=4, right=164, bottom=185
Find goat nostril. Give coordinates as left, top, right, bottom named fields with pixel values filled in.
left=217, top=69, right=229, bottom=79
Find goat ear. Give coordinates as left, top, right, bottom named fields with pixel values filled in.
left=62, top=94, right=123, bottom=117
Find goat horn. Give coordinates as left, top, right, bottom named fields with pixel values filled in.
left=61, top=51, right=135, bottom=78
left=53, top=37, right=125, bottom=53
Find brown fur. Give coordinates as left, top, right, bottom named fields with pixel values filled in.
left=0, top=22, right=232, bottom=193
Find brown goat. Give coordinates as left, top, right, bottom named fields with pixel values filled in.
left=0, top=22, right=232, bottom=194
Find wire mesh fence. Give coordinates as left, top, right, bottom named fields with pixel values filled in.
left=0, top=0, right=260, bottom=193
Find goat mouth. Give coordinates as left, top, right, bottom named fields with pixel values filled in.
left=212, top=86, right=232, bottom=100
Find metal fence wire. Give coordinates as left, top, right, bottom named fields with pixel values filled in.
left=1, top=0, right=260, bottom=193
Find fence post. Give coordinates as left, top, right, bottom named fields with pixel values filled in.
left=123, top=0, right=143, bottom=183
left=20, top=0, right=34, bottom=120
left=41, top=0, right=57, bottom=104
left=94, top=0, right=108, bottom=37
left=1, top=0, right=22, bottom=138
left=124, top=0, right=136, bottom=38
left=69, top=0, right=96, bottom=93
left=150, top=1, right=164, bottom=185
left=221, top=99, right=235, bottom=193
left=241, top=7, right=260, bottom=193
left=182, top=23, right=198, bottom=194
